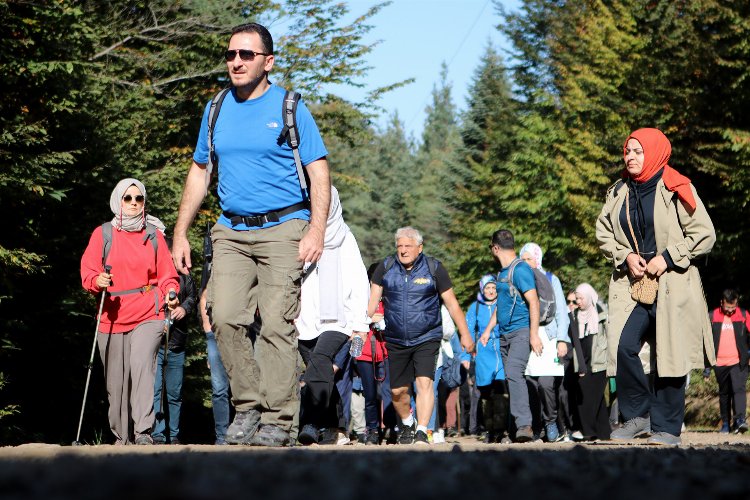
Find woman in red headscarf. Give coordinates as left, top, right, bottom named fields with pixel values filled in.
left=596, top=128, right=716, bottom=446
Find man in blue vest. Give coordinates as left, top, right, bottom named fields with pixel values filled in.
left=367, top=226, right=474, bottom=445
left=172, top=23, right=330, bottom=447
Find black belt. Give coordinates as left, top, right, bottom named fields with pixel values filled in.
left=226, top=201, right=310, bottom=228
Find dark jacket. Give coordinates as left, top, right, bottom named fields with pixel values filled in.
left=711, top=307, right=749, bottom=367
left=382, top=253, right=442, bottom=347
left=169, top=273, right=197, bottom=352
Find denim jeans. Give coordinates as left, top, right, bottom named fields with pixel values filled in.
left=206, top=330, right=230, bottom=443
left=357, top=359, right=397, bottom=430
left=153, top=347, right=186, bottom=442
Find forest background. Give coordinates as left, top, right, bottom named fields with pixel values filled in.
left=2, top=0, right=749, bottom=444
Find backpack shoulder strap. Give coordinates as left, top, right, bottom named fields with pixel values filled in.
left=506, top=258, right=522, bottom=296
left=276, top=90, right=309, bottom=197
left=144, top=223, right=159, bottom=254
left=426, top=256, right=440, bottom=285
left=206, top=88, right=231, bottom=188
left=383, top=255, right=396, bottom=272
left=474, top=301, right=480, bottom=336
left=101, top=222, right=113, bottom=267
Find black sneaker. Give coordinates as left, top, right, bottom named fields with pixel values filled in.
left=297, top=424, right=319, bottom=446
left=365, top=429, right=380, bottom=446
left=248, top=424, right=291, bottom=447
left=225, top=410, right=261, bottom=444
left=413, top=430, right=429, bottom=445
left=398, top=423, right=415, bottom=445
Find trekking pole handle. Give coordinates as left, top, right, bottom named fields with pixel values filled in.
left=102, top=265, right=112, bottom=289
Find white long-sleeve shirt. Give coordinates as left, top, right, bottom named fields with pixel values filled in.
left=295, top=231, right=371, bottom=340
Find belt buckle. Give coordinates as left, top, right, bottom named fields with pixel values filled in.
left=142, top=284, right=153, bottom=293
left=243, top=215, right=265, bottom=227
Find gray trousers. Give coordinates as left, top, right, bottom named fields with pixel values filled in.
left=526, top=375, right=558, bottom=426
left=97, top=320, right=164, bottom=443
left=500, top=328, right=532, bottom=428
left=208, top=220, right=307, bottom=431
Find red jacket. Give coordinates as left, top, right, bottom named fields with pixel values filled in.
left=81, top=225, right=179, bottom=333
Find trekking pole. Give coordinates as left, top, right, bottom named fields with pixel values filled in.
left=73, top=265, right=111, bottom=446
left=156, top=291, right=176, bottom=424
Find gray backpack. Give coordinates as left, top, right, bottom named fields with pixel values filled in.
left=503, top=258, right=557, bottom=325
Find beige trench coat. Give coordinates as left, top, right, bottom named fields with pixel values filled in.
left=596, top=178, right=716, bottom=378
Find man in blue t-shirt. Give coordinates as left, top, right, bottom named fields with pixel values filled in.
left=172, top=23, right=331, bottom=447
left=479, top=229, right=541, bottom=442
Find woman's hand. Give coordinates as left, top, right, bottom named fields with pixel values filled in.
left=166, top=288, right=180, bottom=310
left=646, top=255, right=668, bottom=277
left=170, top=306, right=186, bottom=321
left=96, top=272, right=113, bottom=289
left=626, top=252, right=647, bottom=279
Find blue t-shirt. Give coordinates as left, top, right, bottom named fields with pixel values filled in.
left=496, top=259, right=536, bottom=335
left=193, top=84, right=328, bottom=230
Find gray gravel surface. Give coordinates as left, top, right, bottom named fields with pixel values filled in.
left=2, top=433, right=750, bottom=500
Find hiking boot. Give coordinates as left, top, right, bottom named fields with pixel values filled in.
left=134, top=433, right=153, bottom=445
left=225, top=409, right=261, bottom=444
left=545, top=422, right=562, bottom=443
left=365, top=429, right=380, bottom=445
left=398, top=423, right=416, bottom=445
left=297, top=424, right=320, bottom=446
left=515, top=425, right=534, bottom=443
left=610, top=416, right=651, bottom=440
left=734, top=418, right=748, bottom=434
left=248, top=424, right=291, bottom=447
left=413, top=430, right=429, bottom=445
left=646, top=432, right=681, bottom=446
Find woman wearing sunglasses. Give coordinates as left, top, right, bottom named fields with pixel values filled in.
left=80, top=178, right=180, bottom=445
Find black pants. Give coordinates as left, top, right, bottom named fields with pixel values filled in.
left=576, top=370, right=611, bottom=439
left=527, top=376, right=558, bottom=430
left=617, top=302, right=686, bottom=436
left=714, top=363, right=748, bottom=424
left=299, top=331, right=349, bottom=429
left=558, top=346, right=578, bottom=433
left=459, top=375, right=482, bottom=434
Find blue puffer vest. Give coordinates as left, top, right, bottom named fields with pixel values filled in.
left=382, top=253, right=443, bottom=346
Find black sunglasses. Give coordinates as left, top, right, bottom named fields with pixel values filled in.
left=123, top=194, right=144, bottom=203
left=224, top=49, right=270, bottom=62
left=567, top=299, right=577, bottom=304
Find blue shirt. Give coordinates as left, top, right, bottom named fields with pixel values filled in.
left=193, top=84, right=328, bottom=230
left=496, top=259, right=536, bottom=335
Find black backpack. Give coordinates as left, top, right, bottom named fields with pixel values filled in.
left=206, top=88, right=308, bottom=198
left=502, top=258, right=557, bottom=325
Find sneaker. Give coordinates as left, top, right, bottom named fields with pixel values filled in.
left=570, top=430, right=584, bottom=441
left=432, top=429, right=446, bottom=444
left=398, top=423, right=416, bottom=445
left=169, top=438, right=181, bottom=445
left=735, top=418, right=748, bottom=434
left=356, top=433, right=367, bottom=445
left=298, top=424, right=320, bottom=445
left=545, top=422, right=562, bottom=442
left=152, top=435, right=166, bottom=445
left=414, top=430, right=429, bottom=445
left=365, top=429, right=380, bottom=446
left=610, top=416, right=651, bottom=440
left=720, top=422, right=730, bottom=434
left=248, top=424, right=291, bottom=447
left=515, top=425, right=534, bottom=443
left=225, top=410, right=261, bottom=445
left=319, top=428, right=349, bottom=445
left=384, top=427, right=398, bottom=445
left=134, top=433, right=153, bottom=445
left=646, top=431, right=681, bottom=446
left=215, top=439, right=229, bottom=445
left=446, top=427, right=459, bottom=438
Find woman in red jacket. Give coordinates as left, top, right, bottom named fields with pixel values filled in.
left=80, top=178, right=179, bottom=445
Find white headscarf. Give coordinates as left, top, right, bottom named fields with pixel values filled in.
left=318, top=186, right=350, bottom=322
left=519, top=242, right=544, bottom=270
left=109, top=178, right=166, bottom=233
left=575, top=283, right=599, bottom=338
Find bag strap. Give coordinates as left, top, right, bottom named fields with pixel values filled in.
left=102, top=222, right=158, bottom=267
left=625, top=192, right=641, bottom=256
left=276, top=90, right=308, bottom=197
left=473, top=301, right=480, bottom=338
left=206, top=88, right=231, bottom=194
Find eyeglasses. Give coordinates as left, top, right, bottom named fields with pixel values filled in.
left=224, top=49, right=270, bottom=62
left=123, top=194, right=144, bottom=203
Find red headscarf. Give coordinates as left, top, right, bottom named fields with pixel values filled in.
left=623, top=128, right=696, bottom=211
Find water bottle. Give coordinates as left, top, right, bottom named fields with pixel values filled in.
left=349, top=334, right=364, bottom=358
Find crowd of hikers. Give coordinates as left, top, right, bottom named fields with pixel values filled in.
left=79, top=22, right=745, bottom=448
